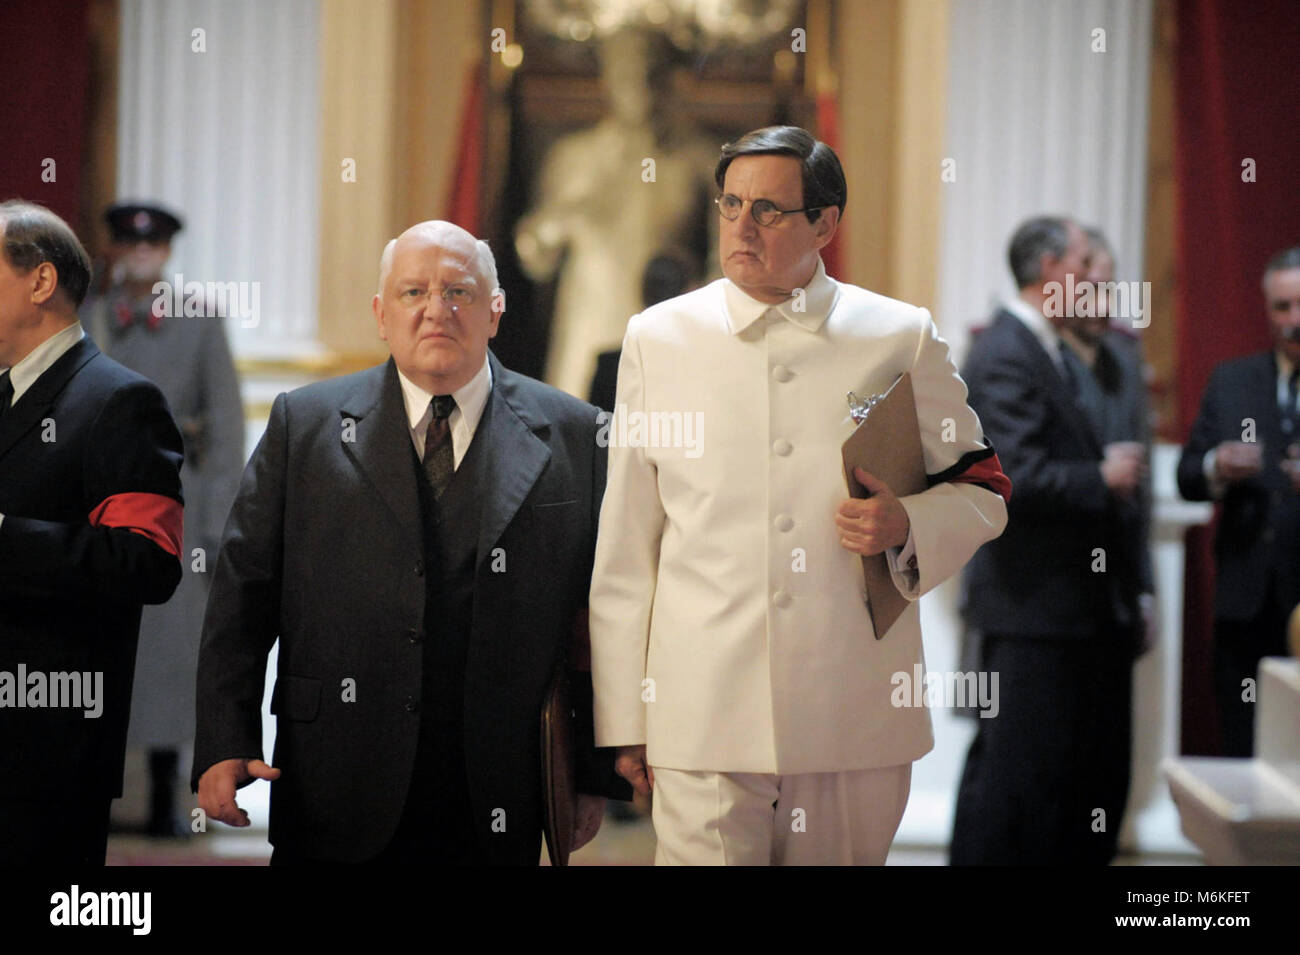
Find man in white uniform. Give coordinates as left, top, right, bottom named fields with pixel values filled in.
left=589, top=126, right=1011, bottom=865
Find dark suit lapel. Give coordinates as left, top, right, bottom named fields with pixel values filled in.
left=475, top=352, right=551, bottom=563
left=1065, top=345, right=1106, bottom=442
left=0, top=336, right=99, bottom=464
left=339, top=358, right=423, bottom=554
left=997, top=310, right=1103, bottom=457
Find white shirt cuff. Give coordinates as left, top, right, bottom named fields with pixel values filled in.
left=885, top=527, right=919, bottom=590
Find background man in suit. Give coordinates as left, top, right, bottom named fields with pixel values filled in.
left=194, top=220, right=626, bottom=864
left=1063, top=227, right=1157, bottom=653
left=82, top=202, right=245, bottom=837
left=589, top=126, right=1009, bottom=865
left=1178, top=245, right=1300, bottom=757
left=952, top=216, right=1147, bottom=865
left=0, top=199, right=184, bottom=865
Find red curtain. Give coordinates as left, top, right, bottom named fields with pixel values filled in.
left=816, top=89, right=844, bottom=280
left=1174, top=0, right=1300, bottom=754
left=443, top=64, right=485, bottom=236
left=0, top=0, right=91, bottom=226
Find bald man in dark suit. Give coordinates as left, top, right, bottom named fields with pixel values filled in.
left=194, top=220, right=628, bottom=864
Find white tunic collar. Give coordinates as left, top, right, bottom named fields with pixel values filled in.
left=723, top=257, right=838, bottom=335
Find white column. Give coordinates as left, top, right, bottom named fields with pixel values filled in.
left=1121, top=442, right=1211, bottom=854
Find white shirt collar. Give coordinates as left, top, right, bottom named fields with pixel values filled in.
left=723, top=257, right=838, bottom=335
left=1276, top=350, right=1297, bottom=410
left=395, top=355, right=493, bottom=468
left=5, top=321, right=85, bottom=405
left=1277, top=349, right=1296, bottom=382
left=1004, top=295, right=1065, bottom=367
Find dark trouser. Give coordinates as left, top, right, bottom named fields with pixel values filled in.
left=271, top=720, right=478, bottom=866
left=368, top=718, right=478, bottom=865
left=0, top=797, right=112, bottom=865
left=147, top=748, right=180, bottom=834
left=949, top=630, right=1134, bottom=865
left=1213, top=608, right=1288, bottom=758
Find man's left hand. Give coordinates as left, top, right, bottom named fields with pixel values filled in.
left=571, top=794, right=607, bottom=853
left=836, top=467, right=910, bottom=555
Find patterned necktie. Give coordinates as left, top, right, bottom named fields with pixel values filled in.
left=423, top=394, right=457, bottom=499
left=0, top=369, right=12, bottom=421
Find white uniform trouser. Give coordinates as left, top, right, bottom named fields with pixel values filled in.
left=650, top=763, right=912, bottom=866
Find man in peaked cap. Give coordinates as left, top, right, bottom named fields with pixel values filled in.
left=81, top=201, right=244, bottom=837
left=105, top=202, right=184, bottom=247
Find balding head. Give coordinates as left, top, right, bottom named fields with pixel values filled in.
left=377, top=220, right=498, bottom=300
left=372, top=220, right=504, bottom=394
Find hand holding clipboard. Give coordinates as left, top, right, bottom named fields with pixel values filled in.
left=839, top=372, right=927, bottom=640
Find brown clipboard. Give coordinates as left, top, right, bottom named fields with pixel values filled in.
left=841, top=372, right=927, bottom=640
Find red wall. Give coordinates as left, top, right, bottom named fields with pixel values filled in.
left=1175, top=0, right=1300, bottom=755
left=1175, top=0, right=1300, bottom=436
left=0, top=0, right=92, bottom=228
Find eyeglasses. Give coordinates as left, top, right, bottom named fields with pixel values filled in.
left=715, top=193, right=826, bottom=227
left=399, top=284, right=477, bottom=308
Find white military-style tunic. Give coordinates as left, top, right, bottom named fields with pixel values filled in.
left=589, top=258, right=1009, bottom=774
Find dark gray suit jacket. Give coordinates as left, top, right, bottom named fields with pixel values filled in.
left=1178, top=350, right=1300, bottom=622
left=193, top=351, right=624, bottom=863
left=961, top=310, right=1147, bottom=638
left=1092, top=329, right=1156, bottom=597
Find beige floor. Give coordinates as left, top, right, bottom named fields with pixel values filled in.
left=106, top=807, right=1204, bottom=866
left=112, top=747, right=1204, bottom=865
